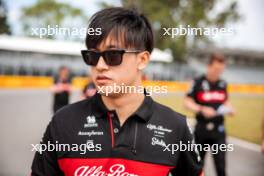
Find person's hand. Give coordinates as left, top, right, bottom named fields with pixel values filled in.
left=61, top=83, right=71, bottom=92
left=51, top=83, right=63, bottom=93
left=201, top=106, right=217, bottom=118
left=224, top=102, right=236, bottom=116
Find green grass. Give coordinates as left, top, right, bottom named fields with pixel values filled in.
left=153, top=93, right=264, bottom=144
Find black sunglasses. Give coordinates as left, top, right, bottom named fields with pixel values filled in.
left=81, top=49, right=142, bottom=66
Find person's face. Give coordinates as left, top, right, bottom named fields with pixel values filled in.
left=59, top=68, right=69, bottom=80
left=207, top=61, right=225, bottom=81
left=90, top=35, right=150, bottom=97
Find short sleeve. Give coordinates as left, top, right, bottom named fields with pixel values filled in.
left=186, top=79, right=198, bottom=99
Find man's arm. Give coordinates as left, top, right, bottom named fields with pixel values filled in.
left=183, top=96, right=202, bottom=114
left=184, top=79, right=217, bottom=118
left=31, top=122, right=63, bottom=176
left=170, top=119, right=204, bottom=176
left=183, top=96, right=217, bottom=118
left=184, top=80, right=202, bottom=114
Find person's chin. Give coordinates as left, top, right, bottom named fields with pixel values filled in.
left=99, top=91, right=122, bottom=98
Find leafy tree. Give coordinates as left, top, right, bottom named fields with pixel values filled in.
left=21, top=0, right=87, bottom=40
left=105, top=0, right=240, bottom=61
left=0, top=0, right=11, bottom=35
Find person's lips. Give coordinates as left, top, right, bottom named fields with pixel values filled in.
left=96, top=75, right=111, bottom=84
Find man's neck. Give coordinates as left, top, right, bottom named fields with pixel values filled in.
left=205, top=73, right=218, bottom=83
left=101, top=92, right=145, bottom=126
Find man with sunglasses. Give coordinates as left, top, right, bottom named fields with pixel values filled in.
left=31, top=7, right=203, bottom=176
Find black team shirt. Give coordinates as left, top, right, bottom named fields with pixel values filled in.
left=187, top=75, right=228, bottom=125
left=31, top=91, right=203, bottom=176
left=53, top=77, right=71, bottom=112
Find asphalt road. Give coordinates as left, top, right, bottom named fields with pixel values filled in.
left=0, top=89, right=263, bottom=176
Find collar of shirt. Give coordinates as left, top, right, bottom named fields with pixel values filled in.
left=90, top=89, right=154, bottom=123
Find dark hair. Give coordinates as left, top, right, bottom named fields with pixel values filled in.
left=58, top=66, right=69, bottom=72
left=85, top=7, right=154, bottom=53
left=208, top=53, right=226, bottom=65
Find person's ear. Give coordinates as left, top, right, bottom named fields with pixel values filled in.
left=137, top=51, right=150, bottom=70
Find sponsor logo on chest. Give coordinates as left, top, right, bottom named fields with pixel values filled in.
left=74, top=164, right=138, bottom=176
left=84, top=115, right=98, bottom=128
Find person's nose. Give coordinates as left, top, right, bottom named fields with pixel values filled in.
left=95, top=56, right=109, bottom=71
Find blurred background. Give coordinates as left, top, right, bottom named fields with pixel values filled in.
left=0, top=0, right=263, bottom=175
